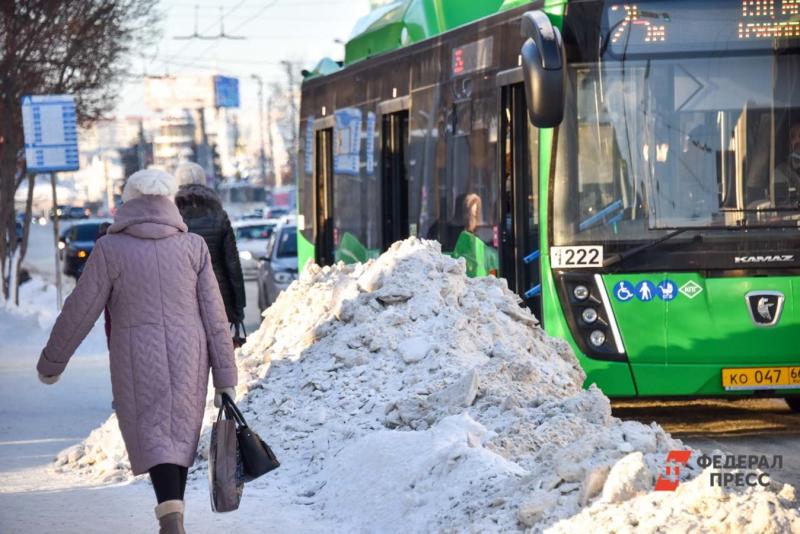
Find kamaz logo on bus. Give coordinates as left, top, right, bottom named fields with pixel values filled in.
left=734, top=255, right=794, bottom=264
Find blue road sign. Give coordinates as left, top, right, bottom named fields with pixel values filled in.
left=613, top=281, right=635, bottom=302
left=214, top=76, right=240, bottom=108
left=21, top=95, right=80, bottom=172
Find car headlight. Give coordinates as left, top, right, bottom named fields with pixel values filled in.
left=58, top=241, right=66, bottom=250
left=273, top=271, right=293, bottom=284
left=239, top=250, right=253, bottom=261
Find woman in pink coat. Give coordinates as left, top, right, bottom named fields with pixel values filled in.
left=37, top=169, right=237, bottom=534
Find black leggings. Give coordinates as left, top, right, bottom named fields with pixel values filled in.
left=149, top=463, right=188, bottom=503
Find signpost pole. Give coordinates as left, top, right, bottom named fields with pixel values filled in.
left=22, top=94, right=79, bottom=311
left=50, top=173, right=63, bottom=309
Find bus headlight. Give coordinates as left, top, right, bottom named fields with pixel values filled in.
left=581, top=307, right=598, bottom=324
left=589, top=330, right=606, bottom=347
left=573, top=285, right=590, bottom=300
left=556, top=273, right=627, bottom=362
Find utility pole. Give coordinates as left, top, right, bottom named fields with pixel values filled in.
left=193, top=108, right=213, bottom=181
left=104, top=151, right=113, bottom=215
left=281, top=60, right=299, bottom=185
left=251, top=74, right=267, bottom=184
left=137, top=119, right=146, bottom=170
left=266, top=96, right=276, bottom=187
left=50, top=173, right=63, bottom=309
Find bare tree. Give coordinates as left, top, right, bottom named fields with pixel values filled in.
left=0, top=0, right=160, bottom=299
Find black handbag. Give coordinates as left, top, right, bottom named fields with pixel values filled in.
left=232, top=322, right=247, bottom=349
left=221, top=393, right=280, bottom=480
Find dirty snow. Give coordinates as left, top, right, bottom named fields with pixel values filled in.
left=59, top=238, right=800, bottom=532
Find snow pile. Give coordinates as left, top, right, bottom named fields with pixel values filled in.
left=1, top=275, right=63, bottom=330
left=59, top=238, right=800, bottom=531
left=550, top=468, right=798, bottom=533
left=53, top=414, right=133, bottom=484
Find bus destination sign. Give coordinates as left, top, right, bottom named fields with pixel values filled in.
left=606, top=0, right=800, bottom=56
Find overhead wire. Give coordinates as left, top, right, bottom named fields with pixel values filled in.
left=151, top=0, right=249, bottom=72
left=173, top=0, right=283, bottom=73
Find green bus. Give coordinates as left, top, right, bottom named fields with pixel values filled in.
left=297, top=0, right=800, bottom=406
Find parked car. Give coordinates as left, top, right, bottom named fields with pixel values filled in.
left=50, top=205, right=90, bottom=220
left=264, top=206, right=291, bottom=219
left=239, top=208, right=265, bottom=220
left=257, top=222, right=297, bottom=311
left=15, top=221, right=23, bottom=244
left=232, top=219, right=278, bottom=279
left=61, top=219, right=111, bottom=278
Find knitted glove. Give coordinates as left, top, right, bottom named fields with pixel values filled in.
left=38, top=373, right=60, bottom=385
left=214, top=387, right=236, bottom=408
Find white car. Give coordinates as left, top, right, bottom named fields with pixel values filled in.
left=233, top=219, right=279, bottom=279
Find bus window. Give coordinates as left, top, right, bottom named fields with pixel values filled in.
left=554, top=51, right=800, bottom=249
left=443, top=94, right=498, bottom=255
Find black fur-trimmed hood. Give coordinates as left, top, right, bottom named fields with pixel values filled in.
left=174, top=183, right=222, bottom=211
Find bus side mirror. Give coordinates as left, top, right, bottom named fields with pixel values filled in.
left=520, top=10, right=565, bottom=128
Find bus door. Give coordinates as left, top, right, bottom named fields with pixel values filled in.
left=498, top=78, right=541, bottom=319
left=314, top=126, right=335, bottom=266
left=381, top=109, right=410, bottom=249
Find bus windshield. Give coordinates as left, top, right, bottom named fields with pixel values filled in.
left=553, top=0, right=800, bottom=247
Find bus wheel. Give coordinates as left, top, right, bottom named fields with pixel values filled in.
left=784, top=397, right=800, bottom=412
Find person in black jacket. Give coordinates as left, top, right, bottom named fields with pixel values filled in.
left=174, top=162, right=246, bottom=325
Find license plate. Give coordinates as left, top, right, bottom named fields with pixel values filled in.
left=721, top=366, right=800, bottom=390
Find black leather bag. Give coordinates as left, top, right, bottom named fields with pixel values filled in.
left=221, top=393, right=280, bottom=480
left=231, top=322, right=247, bottom=349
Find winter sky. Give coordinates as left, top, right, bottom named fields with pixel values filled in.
left=117, top=0, right=374, bottom=118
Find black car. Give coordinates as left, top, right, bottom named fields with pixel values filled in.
left=61, top=219, right=111, bottom=278
left=51, top=205, right=90, bottom=220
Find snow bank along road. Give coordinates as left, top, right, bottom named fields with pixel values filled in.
left=46, top=239, right=800, bottom=533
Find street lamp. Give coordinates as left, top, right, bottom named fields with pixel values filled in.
left=250, top=74, right=267, bottom=183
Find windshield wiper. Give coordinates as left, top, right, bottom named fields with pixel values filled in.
left=602, top=228, right=691, bottom=268
left=602, top=223, right=791, bottom=268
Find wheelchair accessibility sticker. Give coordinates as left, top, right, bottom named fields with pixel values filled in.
left=613, top=279, right=680, bottom=302
left=613, top=281, right=635, bottom=302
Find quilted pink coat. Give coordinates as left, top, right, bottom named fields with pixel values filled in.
left=37, top=195, right=237, bottom=475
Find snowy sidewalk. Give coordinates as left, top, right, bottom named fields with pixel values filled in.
left=0, top=281, right=325, bottom=533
